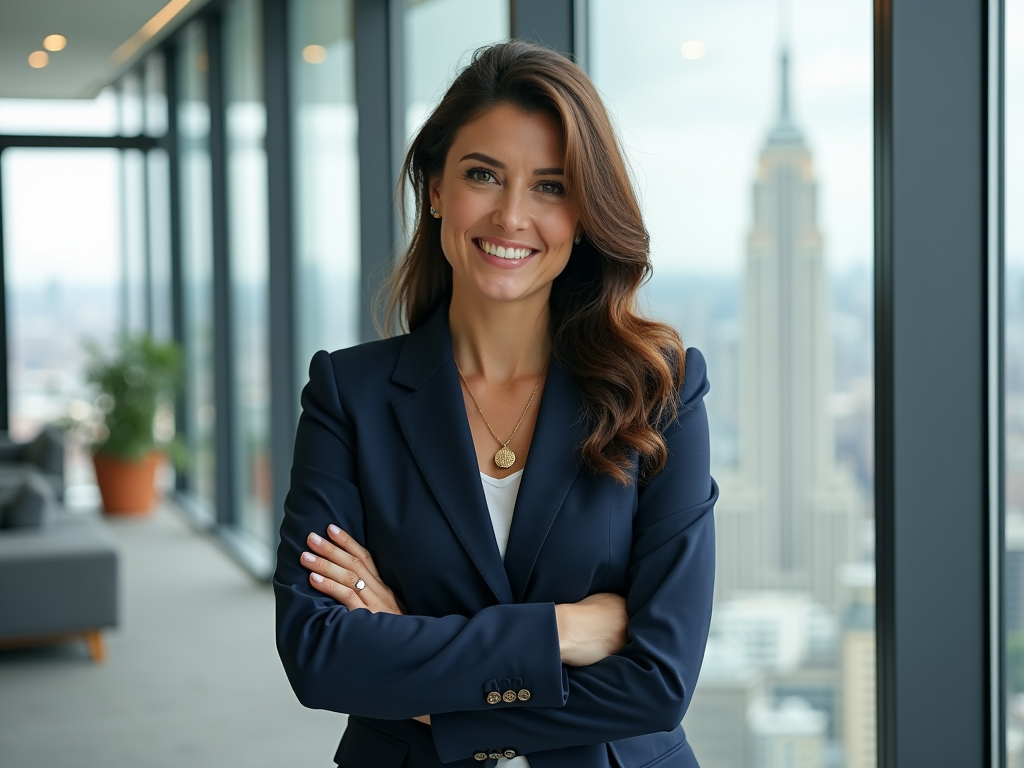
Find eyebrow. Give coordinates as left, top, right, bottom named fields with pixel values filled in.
left=459, top=152, right=564, bottom=176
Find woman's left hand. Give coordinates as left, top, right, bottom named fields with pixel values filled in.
left=300, top=525, right=404, bottom=615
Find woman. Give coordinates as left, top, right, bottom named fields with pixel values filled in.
left=274, top=40, right=717, bottom=768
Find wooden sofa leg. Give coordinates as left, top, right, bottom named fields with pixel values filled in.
left=84, top=631, right=105, bottom=663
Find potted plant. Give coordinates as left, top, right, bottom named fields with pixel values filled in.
left=82, top=335, right=184, bottom=515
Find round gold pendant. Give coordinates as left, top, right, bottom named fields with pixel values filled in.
left=494, top=447, right=516, bottom=469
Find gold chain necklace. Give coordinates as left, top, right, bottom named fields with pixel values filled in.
left=455, top=361, right=544, bottom=469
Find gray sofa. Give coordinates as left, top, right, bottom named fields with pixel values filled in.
left=0, top=428, right=119, bottom=662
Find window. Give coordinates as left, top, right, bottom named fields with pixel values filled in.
left=224, top=0, right=272, bottom=546
left=177, top=20, right=217, bottom=512
left=0, top=148, right=121, bottom=498
left=405, top=0, right=510, bottom=141
left=290, top=0, right=361, bottom=379
left=590, top=2, right=874, bottom=764
left=1005, top=1, right=1024, bottom=762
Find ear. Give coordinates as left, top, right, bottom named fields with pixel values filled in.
left=428, top=176, right=442, bottom=213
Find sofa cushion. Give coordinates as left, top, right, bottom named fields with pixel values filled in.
left=0, top=512, right=119, bottom=637
left=25, top=425, right=65, bottom=478
left=1, top=473, right=56, bottom=529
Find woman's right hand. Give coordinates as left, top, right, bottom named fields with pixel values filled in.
left=555, top=593, right=628, bottom=667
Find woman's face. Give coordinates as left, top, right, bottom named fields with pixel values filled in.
left=429, top=103, right=580, bottom=307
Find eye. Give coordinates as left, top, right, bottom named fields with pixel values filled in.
left=536, top=180, right=565, bottom=196
left=466, top=167, right=497, bottom=184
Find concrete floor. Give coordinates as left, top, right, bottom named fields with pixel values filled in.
left=0, top=504, right=345, bottom=768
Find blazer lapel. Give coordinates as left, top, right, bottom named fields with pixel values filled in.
left=503, top=360, right=588, bottom=602
left=391, top=306, right=514, bottom=605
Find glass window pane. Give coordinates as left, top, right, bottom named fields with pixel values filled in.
left=1005, top=2, right=1024, bottom=763
left=145, top=52, right=169, bottom=137
left=590, top=2, right=875, bottom=764
left=290, top=0, right=360, bottom=387
left=148, top=148, right=173, bottom=342
left=405, top=0, right=510, bottom=140
left=225, top=0, right=272, bottom=546
left=177, top=20, right=217, bottom=512
left=119, top=71, right=144, bottom=136
left=1, top=148, right=121, bottom=500
left=121, top=148, right=148, bottom=335
left=0, top=88, right=119, bottom=136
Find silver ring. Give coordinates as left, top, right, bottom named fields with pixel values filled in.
left=354, top=578, right=366, bottom=591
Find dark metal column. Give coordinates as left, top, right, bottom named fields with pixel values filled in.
left=874, top=0, right=998, bottom=764
left=511, top=0, right=576, bottom=57
left=354, top=0, right=404, bottom=342
left=987, top=1, right=1007, bottom=763
left=208, top=10, right=236, bottom=528
left=263, top=0, right=295, bottom=543
left=0, top=150, right=8, bottom=432
left=164, top=41, right=188, bottom=493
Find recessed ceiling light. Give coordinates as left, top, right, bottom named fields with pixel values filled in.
left=680, top=40, right=706, bottom=60
left=43, top=34, right=67, bottom=52
left=28, top=51, right=49, bottom=68
left=302, top=44, right=327, bottom=64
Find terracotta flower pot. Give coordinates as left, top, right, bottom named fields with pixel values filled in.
left=93, top=451, right=161, bottom=515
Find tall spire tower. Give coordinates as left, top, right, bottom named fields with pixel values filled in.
left=715, top=48, right=860, bottom=611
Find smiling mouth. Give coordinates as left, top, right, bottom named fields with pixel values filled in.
left=475, top=238, right=537, bottom=261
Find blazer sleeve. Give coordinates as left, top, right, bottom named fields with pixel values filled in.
left=273, top=350, right=568, bottom=720
left=429, top=348, right=716, bottom=763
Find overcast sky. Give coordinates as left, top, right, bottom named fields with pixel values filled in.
left=590, top=0, right=872, bottom=276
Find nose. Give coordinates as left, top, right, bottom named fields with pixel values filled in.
left=492, top=185, right=529, bottom=232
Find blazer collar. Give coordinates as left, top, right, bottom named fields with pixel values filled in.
left=390, top=304, right=587, bottom=604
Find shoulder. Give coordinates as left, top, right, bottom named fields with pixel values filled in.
left=678, top=347, right=709, bottom=413
left=305, top=335, right=410, bottom=404
left=322, top=335, right=408, bottom=374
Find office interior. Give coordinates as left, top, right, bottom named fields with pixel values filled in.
left=0, top=1, right=1019, bottom=767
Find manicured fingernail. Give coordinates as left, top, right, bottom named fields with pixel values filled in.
left=301, top=552, right=316, bottom=563
left=328, top=524, right=341, bottom=536
left=309, top=533, right=323, bottom=545
left=311, top=573, right=324, bottom=583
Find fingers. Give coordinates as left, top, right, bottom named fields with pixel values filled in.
left=302, top=532, right=402, bottom=615
left=326, top=525, right=381, bottom=579
left=306, top=568, right=369, bottom=611
left=306, top=531, right=372, bottom=580
left=301, top=549, right=366, bottom=593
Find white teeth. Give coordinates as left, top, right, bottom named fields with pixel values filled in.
left=479, top=239, right=532, bottom=260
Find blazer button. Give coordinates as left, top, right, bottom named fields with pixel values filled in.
left=517, top=689, right=531, bottom=701
left=488, top=751, right=502, bottom=760
left=473, top=752, right=488, bottom=761
left=504, top=749, right=518, bottom=759
left=502, top=690, right=517, bottom=703
left=486, top=691, right=502, bottom=705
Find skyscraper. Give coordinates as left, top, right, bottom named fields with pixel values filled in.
left=715, top=49, right=862, bottom=612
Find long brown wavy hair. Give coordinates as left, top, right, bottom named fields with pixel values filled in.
left=383, top=40, right=686, bottom=485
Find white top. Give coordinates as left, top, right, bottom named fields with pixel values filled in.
left=478, top=470, right=532, bottom=768
left=479, top=470, right=524, bottom=560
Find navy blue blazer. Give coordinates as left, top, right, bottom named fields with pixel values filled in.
left=274, top=305, right=717, bottom=768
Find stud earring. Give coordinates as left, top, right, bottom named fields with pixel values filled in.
left=430, top=206, right=440, bottom=218
left=574, top=233, right=582, bottom=245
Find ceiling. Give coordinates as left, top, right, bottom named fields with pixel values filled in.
left=0, top=0, right=208, bottom=99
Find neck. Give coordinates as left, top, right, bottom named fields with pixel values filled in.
left=448, top=277, right=551, bottom=382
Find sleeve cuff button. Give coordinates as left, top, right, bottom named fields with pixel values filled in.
left=502, top=690, right=517, bottom=703
left=486, top=691, right=502, bottom=705
left=488, top=752, right=502, bottom=760
left=517, top=689, right=531, bottom=701
left=504, top=749, right=518, bottom=759
left=473, top=752, right=488, bottom=761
